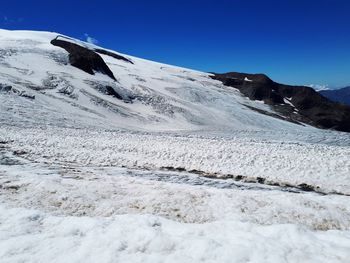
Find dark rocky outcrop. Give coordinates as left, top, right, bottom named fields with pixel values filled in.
left=84, top=80, right=135, bottom=103
left=320, top=86, right=350, bottom=106
left=51, top=37, right=116, bottom=80
left=94, top=48, right=133, bottom=64
left=211, top=72, right=350, bottom=132
left=0, top=84, right=12, bottom=92
left=0, top=84, right=35, bottom=99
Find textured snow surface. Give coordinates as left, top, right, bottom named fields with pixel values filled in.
left=1, top=153, right=350, bottom=262
left=1, top=204, right=350, bottom=263
left=2, top=125, right=350, bottom=195
left=1, top=29, right=350, bottom=262
left=1, top=125, right=350, bottom=262
left=1, top=158, right=350, bottom=229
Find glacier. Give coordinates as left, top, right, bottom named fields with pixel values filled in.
left=1, top=29, right=350, bottom=262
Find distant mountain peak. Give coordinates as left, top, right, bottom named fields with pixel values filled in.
left=307, top=84, right=329, bottom=91
left=319, top=86, right=350, bottom=106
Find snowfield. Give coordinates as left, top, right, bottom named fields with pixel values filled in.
left=1, top=29, right=350, bottom=262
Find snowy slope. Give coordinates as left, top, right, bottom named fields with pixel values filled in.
left=0, top=29, right=313, bottom=132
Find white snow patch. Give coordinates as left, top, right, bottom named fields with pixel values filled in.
left=283, top=97, right=295, bottom=107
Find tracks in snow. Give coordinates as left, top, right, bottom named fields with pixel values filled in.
left=108, top=166, right=349, bottom=197
left=1, top=145, right=349, bottom=197
left=157, top=166, right=350, bottom=196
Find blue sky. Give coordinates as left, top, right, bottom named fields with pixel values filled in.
left=1, top=0, right=349, bottom=87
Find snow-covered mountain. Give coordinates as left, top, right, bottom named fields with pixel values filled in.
left=2, top=29, right=349, bottom=133
left=1, top=29, right=350, bottom=262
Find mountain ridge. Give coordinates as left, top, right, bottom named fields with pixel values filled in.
left=211, top=72, right=350, bottom=132
left=319, top=86, right=350, bottom=106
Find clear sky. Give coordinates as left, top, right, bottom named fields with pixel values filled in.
left=1, top=0, right=349, bottom=87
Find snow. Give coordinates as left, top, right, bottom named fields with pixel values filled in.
left=308, top=84, right=330, bottom=91
left=1, top=123, right=350, bottom=262
left=1, top=155, right=350, bottom=262
left=1, top=158, right=350, bottom=228
left=2, top=125, right=349, bottom=195
left=1, top=204, right=350, bottom=263
left=1, top=29, right=350, bottom=262
left=244, top=77, right=253, bottom=82
left=283, top=97, right=295, bottom=107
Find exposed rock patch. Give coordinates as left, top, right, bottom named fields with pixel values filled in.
left=211, top=72, right=350, bottom=132
left=51, top=37, right=116, bottom=80
left=0, top=83, right=35, bottom=99
left=85, top=80, right=135, bottom=103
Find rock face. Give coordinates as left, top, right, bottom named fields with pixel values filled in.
left=211, top=72, right=350, bottom=132
left=51, top=37, right=116, bottom=80
left=0, top=83, right=12, bottom=92
left=94, top=48, right=133, bottom=64
left=320, top=86, right=350, bottom=106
